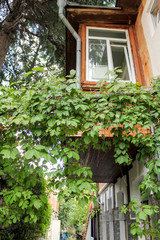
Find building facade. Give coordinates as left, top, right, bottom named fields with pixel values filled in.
left=63, top=0, right=160, bottom=239
left=98, top=160, right=148, bottom=240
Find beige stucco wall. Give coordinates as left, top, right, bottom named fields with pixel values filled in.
left=45, top=193, right=60, bottom=240
left=141, top=0, right=160, bottom=77
left=115, top=176, right=128, bottom=207
left=45, top=219, right=60, bottom=240
left=129, top=160, right=148, bottom=204
left=85, top=219, right=93, bottom=240
left=135, top=0, right=160, bottom=85
left=129, top=160, right=148, bottom=240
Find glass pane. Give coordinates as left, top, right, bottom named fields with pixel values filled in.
left=88, top=39, right=108, bottom=81
left=110, top=41, right=127, bottom=46
left=89, top=29, right=126, bottom=39
left=111, top=46, right=130, bottom=80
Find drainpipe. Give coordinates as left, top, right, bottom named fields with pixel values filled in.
left=57, top=0, right=81, bottom=89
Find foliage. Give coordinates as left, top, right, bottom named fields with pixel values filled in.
left=0, top=171, right=52, bottom=239
left=0, top=0, right=65, bottom=83
left=59, top=191, right=91, bottom=239
left=0, top=0, right=116, bottom=83
left=121, top=198, right=160, bottom=239
left=0, top=68, right=160, bottom=238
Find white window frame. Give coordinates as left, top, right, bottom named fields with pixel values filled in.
left=150, top=0, right=160, bottom=30
left=86, top=27, right=136, bottom=83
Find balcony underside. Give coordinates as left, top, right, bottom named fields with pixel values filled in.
left=67, top=137, right=138, bottom=183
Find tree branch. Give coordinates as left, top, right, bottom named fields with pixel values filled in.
left=2, top=0, right=27, bottom=32
left=4, top=13, right=23, bottom=31
left=30, top=42, right=41, bottom=69
left=24, top=15, right=50, bottom=28
left=23, top=27, right=40, bottom=38
left=6, top=0, right=12, bottom=12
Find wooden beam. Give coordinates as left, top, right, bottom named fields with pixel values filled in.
left=67, top=8, right=137, bottom=16
left=128, top=25, right=145, bottom=86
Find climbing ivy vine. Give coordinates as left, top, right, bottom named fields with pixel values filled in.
left=0, top=68, right=160, bottom=238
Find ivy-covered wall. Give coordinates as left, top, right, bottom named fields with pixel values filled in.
left=0, top=68, right=160, bottom=239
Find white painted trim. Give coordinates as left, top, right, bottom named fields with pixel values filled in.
left=89, top=36, right=127, bottom=42
left=107, top=39, right=113, bottom=71
left=124, top=45, right=132, bottom=81
left=86, top=27, right=136, bottom=83
left=126, top=30, right=136, bottom=83
left=98, top=183, right=109, bottom=194
left=86, top=28, right=89, bottom=81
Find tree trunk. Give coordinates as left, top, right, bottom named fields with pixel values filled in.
left=0, top=30, right=13, bottom=72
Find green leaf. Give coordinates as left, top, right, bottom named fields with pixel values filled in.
left=47, top=119, right=56, bottom=127
left=72, top=152, right=80, bottom=160
left=25, top=71, right=33, bottom=76
left=0, top=169, right=4, bottom=175
left=155, top=158, right=160, bottom=167
left=10, top=148, right=19, bottom=159
left=16, top=192, right=22, bottom=198
left=141, top=95, right=147, bottom=100
left=147, top=161, right=154, bottom=171
left=154, top=165, right=160, bottom=174
left=34, top=145, right=45, bottom=150
left=143, top=208, right=153, bottom=215
left=44, top=153, right=52, bottom=161
left=33, top=215, right=38, bottom=223
left=25, top=150, right=34, bottom=159
left=33, top=149, right=40, bottom=159
left=1, top=149, right=10, bottom=158
left=70, top=69, right=76, bottom=76
left=79, top=197, right=88, bottom=206
left=32, top=67, right=44, bottom=72
left=33, top=199, right=42, bottom=209
left=79, top=182, right=91, bottom=191
left=119, top=142, right=126, bottom=150
left=84, top=136, right=92, bottom=144
left=84, top=122, right=92, bottom=129
left=24, top=216, right=29, bottom=223
left=130, top=228, right=137, bottom=235
left=138, top=211, right=147, bottom=220
left=13, top=217, right=17, bottom=223
left=115, top=148, right=122, bottom=155
left=19, top=199, right=24, bottom=207
left=116, top=156, right=126, bottom=164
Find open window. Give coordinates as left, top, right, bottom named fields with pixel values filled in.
left=86, top=27, right=136, bottom=83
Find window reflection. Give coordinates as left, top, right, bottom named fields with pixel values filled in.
left=87, top=28, right=133, bottom=82
left=89, top=39, right=108, bottom=80
left=111, top=45, right=130, bottom=80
